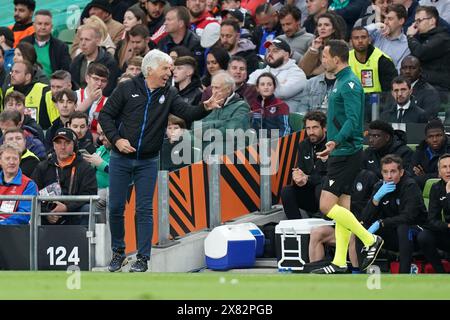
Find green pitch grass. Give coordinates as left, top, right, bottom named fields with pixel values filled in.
left=0, top=272, right=448, bottom=300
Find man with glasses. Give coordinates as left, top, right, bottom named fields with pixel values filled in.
left=75, top=63, right=109, bottom=140
left=407, top=5, right=450, bottom=93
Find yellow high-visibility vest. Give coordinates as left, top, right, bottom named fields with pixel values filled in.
left=348, top=47, right=392, bottom=93
left=6, top=82, right=47, bottom=122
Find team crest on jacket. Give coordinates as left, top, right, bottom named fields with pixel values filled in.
left=269, top=107, right=276, bottom=114
left=356, top=182, right=363, bottom=192
left=159, top=95, right=166, bottom=104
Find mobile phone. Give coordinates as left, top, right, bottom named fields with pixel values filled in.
left=79, top=149, right=90, bottom=156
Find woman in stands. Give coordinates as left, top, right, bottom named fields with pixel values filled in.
left=201, top=46, right=230, bottom=88
left=251, top=72, right=290, bottom=137
left=116, top=7, right=147, bottom=70
left=299, top=12, right=346, bottom=78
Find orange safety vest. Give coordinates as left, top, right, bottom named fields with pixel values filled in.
left=8, top=24, right=35, bottom=48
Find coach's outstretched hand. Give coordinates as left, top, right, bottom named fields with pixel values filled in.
left=316, top=141, right=336, bottom=160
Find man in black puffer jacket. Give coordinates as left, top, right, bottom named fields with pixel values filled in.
left=98, top=49, right=222, bottom=273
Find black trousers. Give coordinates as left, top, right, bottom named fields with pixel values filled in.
left=280, top=184, right=320, bottom=219
left=417, top=229, right=450, bottom=273
left=357, top=224, right=416, bottom=273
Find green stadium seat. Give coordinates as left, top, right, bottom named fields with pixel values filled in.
left=57, top=28, right=76, bottom=47
left=422, top=178, right=440, bottom=209
left=289, top=112, right=304, bottom=132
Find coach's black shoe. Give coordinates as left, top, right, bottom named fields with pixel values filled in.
left=360, top=235, right=384, bottom=271
left=129, top=255, right=149, bottom=272
left=310, top=263, right=348, bottom=274
left=108, top=250, right=127, bottom=272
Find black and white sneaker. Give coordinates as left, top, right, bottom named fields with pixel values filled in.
left=129, top=254, right=149, bottom=272
left=108, top=250, right=128, bottom=272
left=310, top=263, right=348, bottom=274
left=360, top=235, right=384, bottom=271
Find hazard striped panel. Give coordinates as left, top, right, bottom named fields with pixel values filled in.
left=124, top=131, right=303, bottom=253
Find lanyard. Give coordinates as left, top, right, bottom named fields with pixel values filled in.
left=55, top=166, right=76, bottom=195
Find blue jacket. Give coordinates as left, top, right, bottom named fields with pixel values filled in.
left=0, top=169, right=38, bottom=225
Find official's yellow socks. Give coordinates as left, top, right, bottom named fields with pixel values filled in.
left=327, top=204, right=374, bottom=247
left=332, top=222, right=351, bottom=267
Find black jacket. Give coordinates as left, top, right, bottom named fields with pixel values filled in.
left=411, top=78, right=441, bottom=120
left=296, top=136, right=328, bottom=187
left=361, top=175, right=427, bottom=227
left=380, top=99, right=428, bottom=124
left=157, top=30, right=204, bottom=74
left=362, top=135, right=414, bottom=178
left=32, top=152, right=97, bottom=224
left=20, top=150, right=40, bottom=178
left=21, top=35, right=71, bottom=72
left=412, top=136, right=450, bottom=180
left=176, top=76, right=203, bottom=106
left=98, top=73, right=209, bottom=160
left=69, top=47, right=121, bottom=96
left=427, top=179, right=450, bottom=232
left=408, top=26, right=450, bottom=90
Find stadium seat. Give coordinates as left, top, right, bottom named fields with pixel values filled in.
left=422, top=178, right=440, bottom=209
left=57, top=28, right=76, bottom=48
left=289, top=113, right=304, bottom=132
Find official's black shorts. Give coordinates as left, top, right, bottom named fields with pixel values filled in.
left=322, top=150, right=362, bottom=197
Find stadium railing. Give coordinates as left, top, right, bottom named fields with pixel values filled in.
left=0, top=195, right=99, bottom=271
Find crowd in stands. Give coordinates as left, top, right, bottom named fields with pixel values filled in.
left=0, top=0, right=449, bottom=272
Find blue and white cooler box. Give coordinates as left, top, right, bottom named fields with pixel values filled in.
left=205, top=223, right=265, bottom=270
left=275, top=218, right=335, bottom=272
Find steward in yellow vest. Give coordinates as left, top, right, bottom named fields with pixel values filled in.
left=5, top=61, right=55, bottom=129
left=348, top=28, right=397, bottom=93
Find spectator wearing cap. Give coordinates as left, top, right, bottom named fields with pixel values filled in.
left=21, top=10, right=71, bottom=77
left=248, top=38, right=307, bottom=113
left=70, top=0, right=126, bottom=58
left=253, top=3, right=283, bottom=57
left=220, top=19, right=261, bottom=75
left=277, top=5, right=314, bottom=63
left=9, top=0, right=35, bottom=48
left=221, top=9, right=252, bottom=39
left=157, top=7, right=205, bottom=75
left=187, top=0, right=219, bottom=37
left=173, top=56, right=203, bottom=107
left=0, top=27, right=15, bottom=74
left=0, top=142, right=38, bottom=225
left=220, top=1, right=255, bottom=33
left=32, top=127, right=97, bottom=225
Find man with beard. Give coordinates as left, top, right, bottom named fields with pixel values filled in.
left=220, top=19, right=260, bottom=75
left=187, top=0, right=218, bottom=37
left=247, top=38, right=306, bottom=113
left=280, top=110, right=328, bottom=219
left=9, top=0, right=35, bottom=48
left=380, top=75, right=427, bottom=124
left=146, top=0, right=168, bottom=46
left=348, top=27, right=397, bottom=95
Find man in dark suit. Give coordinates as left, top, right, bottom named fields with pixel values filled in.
left=380, top=75, right=427, bottom=124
